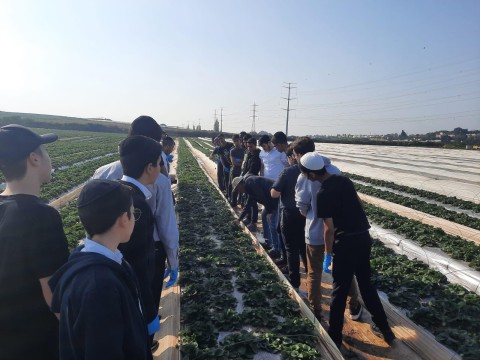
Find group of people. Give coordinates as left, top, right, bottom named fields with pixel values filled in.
left=0, top=116, right=179, bottom=360
left=210, top=131, right=396, bottom=349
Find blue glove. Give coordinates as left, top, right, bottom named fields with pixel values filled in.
left=166, top=154, right=174, bottom=163
left=164, top=268, right=172, bottom=279
left=216, top=157, right=222, bottom=164
left=323, top=253, right=332, bottom=274
left=224, top=167, right=230, bottom=173
left=165, top=268, right=178, bottom=288
left=147, top=315, right=160, bottom=335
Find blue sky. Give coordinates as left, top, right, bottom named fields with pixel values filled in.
left=1, top=0, right=479, bottom=135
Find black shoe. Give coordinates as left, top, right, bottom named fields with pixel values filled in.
left=151, top=340, right=159, bottom=352
left=274, top=257, right=287, bottom=267
left=267, top=249, right=281, bottom=259
left=280, top=265, right=289, bottom=275
left=371, top=323, right=396, bottom=345
left=260, top=242, right=272, bottom=250
left=349, top=304, right=363, bottom=321
left=246, top=223, right=258, bottom=232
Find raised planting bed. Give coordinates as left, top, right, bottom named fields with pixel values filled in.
left=187, top=137, right=212, bottom=156
left=344, top=172, right=480, bottom=214
left=353, top=182, right=480, bottom=231
left=364, top=203, right=480, bottom=270
left=370, top=238, right=480, bottom=359
left=176, top=139, right=326, bottom=360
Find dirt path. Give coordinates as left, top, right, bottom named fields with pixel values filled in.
left=185, top=139, right=467, bottom=360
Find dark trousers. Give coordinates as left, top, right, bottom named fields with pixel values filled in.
left=223, top=169, right=231, bottom=196
left=229, top=168, right=242, bottom=205
left=280, top=208, right=307, bottom=288
left=152, top=241, right=167, bottom=312
left=328, top=233, right=390, bottom=347
left=217, top=161, right=225, bottom=191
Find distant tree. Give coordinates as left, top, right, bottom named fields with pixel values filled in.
left=399, top=130, right=408, bottom=140
left=214, top=119, right=219, bottom=132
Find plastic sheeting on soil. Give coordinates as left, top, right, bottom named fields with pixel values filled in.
left=370, top=223, right=480, bottom=295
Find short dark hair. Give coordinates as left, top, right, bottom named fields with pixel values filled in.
left=239, top=131, right=247, bottom=137
left=247, top=137, right=257, bottom=145
left=272, top=131, right=287, bottom=145
left=78, top=180, right=133, bottom=237
left=258, top=135, right=270, bottom=145
left=0, top=147, right=43, bottom=182
left=232, top=134, right=240, bottom=141
left=285, top=144, right=295, bottom=157
left=119, top=135, right=163, bottom=179
left=129, top=116, right=163, bottom=141
left=243, top=134, right=252, bottom=141
left=299, top=163, right=327, bottom=176
left=292, top=136, right=315, bottom=155
left=162, top=136, right=175, bottom=147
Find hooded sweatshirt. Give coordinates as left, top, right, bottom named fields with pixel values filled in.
left=295, top=156, right=341, bottom=245
left=49, top=250, right=152, bottom=360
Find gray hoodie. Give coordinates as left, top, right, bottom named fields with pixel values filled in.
left=295, top=156, right=341, bottom=245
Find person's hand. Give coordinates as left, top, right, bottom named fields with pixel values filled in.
left=166, top=154, right=174, bottom=163
left=323, top=253, right=332, bottom=274
left=266, top=213, right=272, bottom=222
left=224, top=167, right=230, bottom=173
left=164, top=268, right=178, bottom=288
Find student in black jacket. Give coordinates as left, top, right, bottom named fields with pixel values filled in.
left=241, top=137, right=261, bottom=176
left=117, top=135, right=163, bottom=350
left=49, top=179, right=152, bottom=360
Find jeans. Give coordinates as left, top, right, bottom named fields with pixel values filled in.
left=261, top=207, right=279, bottom=251
left=328, top=233, right=390, bottom=347
left=280, top=208, right=307, bottom=288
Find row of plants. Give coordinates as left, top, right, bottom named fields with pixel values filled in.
left=344, top=172, right=480, bottom=213
left=352, top=182, right=480, bottom=231
left=177, top=138, right=324, bottom=360
left=370, top=237, right=480, bottom=359
left=363, top=203, right=480, bottom=270
left=41, top=154, right=118, bottom=202
left=59, top=200, right=85, bottom=251
left=187, top=138, right=212, bottom=156
left=46, top=134, right=123, bottom=159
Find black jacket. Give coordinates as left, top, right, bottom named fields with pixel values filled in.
left=49, top=251, right=152, bottom=360
left=241, top=149, right=261, bottom=176
left=117, top=181, right=157, bottom=324
left=239, top=175, right=278, bottom=221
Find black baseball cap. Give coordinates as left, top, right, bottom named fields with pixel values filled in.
left=0, top=124, right=58, bottom=161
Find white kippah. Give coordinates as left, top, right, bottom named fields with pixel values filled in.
left=300, top=152, right=325, bottom=170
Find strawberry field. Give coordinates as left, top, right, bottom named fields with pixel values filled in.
left=186, top=136, right=480, bottom=359
left=6, top=127, right=478, bottom=359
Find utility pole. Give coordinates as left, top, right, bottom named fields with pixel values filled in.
left=250, top=102, right=258, bottom=133
left=282, top=82, right=296, bottom=137
left=220, top=107, right=223, bottom=132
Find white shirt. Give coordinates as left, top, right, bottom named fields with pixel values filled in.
left=259, top=147, right=288, bottom=180
left=147, top=173, right=179, bottom=269
left=121, top=175, right=152, bottom=200
left=161, top=152, right=171, bottom=179
left=81, top=238, right=124, bottom=265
